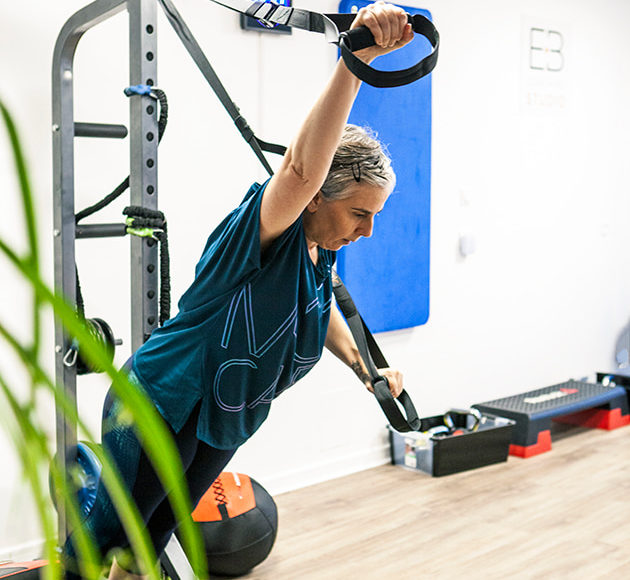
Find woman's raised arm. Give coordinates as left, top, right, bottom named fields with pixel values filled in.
left=259, top=2, right=413, bottom=251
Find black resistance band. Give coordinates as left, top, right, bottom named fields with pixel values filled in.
left=208, top=0, right=439, bottom=88
left=74, top=87, right=171, bottom=331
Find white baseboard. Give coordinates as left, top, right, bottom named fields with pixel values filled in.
left=0, top=538, right=46, bottom=563
left=256, top=443, right=391, bottom=496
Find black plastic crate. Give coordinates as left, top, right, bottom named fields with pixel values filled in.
left=389, top=413, right=514, bottom=477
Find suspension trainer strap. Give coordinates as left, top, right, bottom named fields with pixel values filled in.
left=147, top=1, right=429, bottom=429
left=207, top=0, right=439, bottom=88
left=157, top=0, right=286, bottom=176
left=332, top=271, right=424, bottom=433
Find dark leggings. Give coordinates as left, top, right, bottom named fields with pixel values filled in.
left=63, top=380, right=236, bottom=578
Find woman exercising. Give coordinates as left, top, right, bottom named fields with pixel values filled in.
left=64, top=2, right=414, bottom=578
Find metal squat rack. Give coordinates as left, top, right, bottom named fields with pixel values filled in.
left=52, top=0, right=160, bottom=539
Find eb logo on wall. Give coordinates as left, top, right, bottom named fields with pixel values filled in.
left=529, top=28, right=564, bottom=72
left=520, top=17, right=570, bottom=113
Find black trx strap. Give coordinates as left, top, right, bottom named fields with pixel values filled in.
left=153, top=0, right=430, bottom=430
left=156, top=0, right=438, bottom=171
left=157, top=0, right=286, bottom=175
left=208, top=0, right=440, bottom=88
left=332, top=271, right=426, bottom=433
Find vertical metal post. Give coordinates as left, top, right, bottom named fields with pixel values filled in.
left=52, top=24, right=80, bottom=545
left=128, top=0, right=159, bottom=351
left=51, top=0, right=138, bottom=540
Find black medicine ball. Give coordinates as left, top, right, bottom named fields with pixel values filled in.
left=187, top=472, right=278, bottom=577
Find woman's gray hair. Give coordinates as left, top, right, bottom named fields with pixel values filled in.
left=320, top=124, right=396, bottom=201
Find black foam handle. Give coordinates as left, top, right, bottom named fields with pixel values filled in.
left=335, top=13, right=439, bottom=51
left=339, top=13, right=415, bottom=52
left=342, top=24, right=377, bottom=52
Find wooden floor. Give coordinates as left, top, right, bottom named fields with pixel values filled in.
left=234, top=424, right=630, bottom=580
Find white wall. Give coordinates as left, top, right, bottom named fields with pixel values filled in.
left=1, top=0, right=630, bottom=560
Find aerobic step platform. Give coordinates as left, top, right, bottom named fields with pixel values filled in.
left=473, top=380, right=630, bottom=458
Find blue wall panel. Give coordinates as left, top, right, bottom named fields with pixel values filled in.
left=336, top=1, right=432, bottom=333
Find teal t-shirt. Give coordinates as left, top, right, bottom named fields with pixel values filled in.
left=132, top=180, right=335, bottom=449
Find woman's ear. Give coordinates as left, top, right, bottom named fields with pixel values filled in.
left=306, top=191, right=323, bottom=213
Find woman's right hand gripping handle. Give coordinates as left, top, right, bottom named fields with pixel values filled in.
left=349, top=1, right=414, bottom=64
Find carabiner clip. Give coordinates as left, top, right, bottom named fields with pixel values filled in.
left=63, top=340, right=79, bottom=368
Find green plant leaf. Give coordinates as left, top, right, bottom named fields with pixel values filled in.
left=0, top=98, right=209, bottom=578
